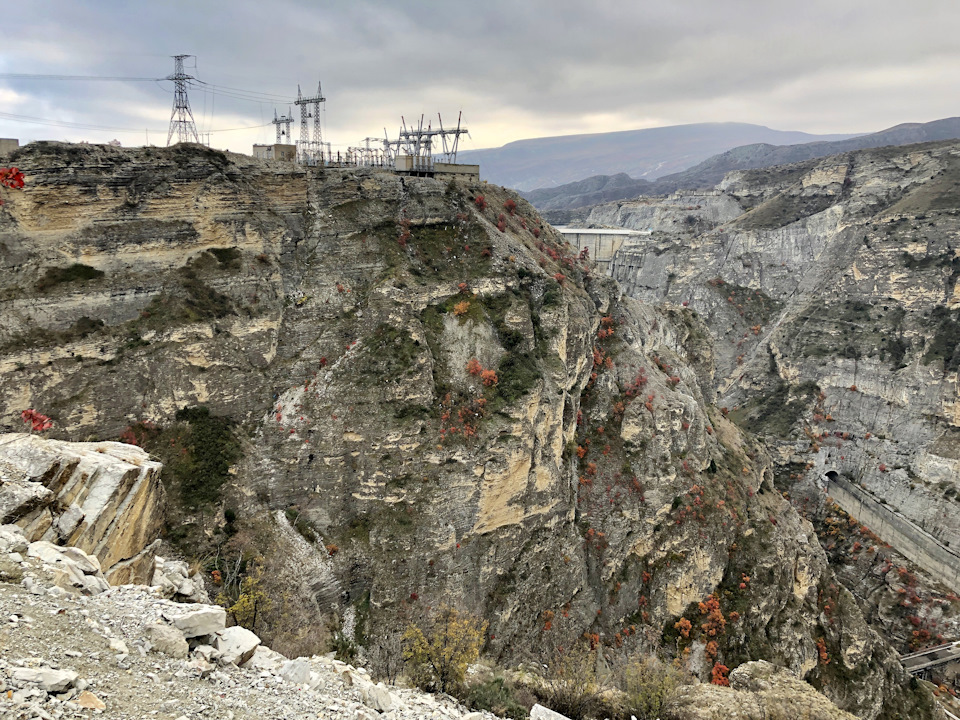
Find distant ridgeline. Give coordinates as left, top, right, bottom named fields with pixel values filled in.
left=521, top=116, right=960, bottom=219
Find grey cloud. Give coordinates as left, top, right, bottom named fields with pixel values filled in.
left=2, top=0, right=959, bottom=150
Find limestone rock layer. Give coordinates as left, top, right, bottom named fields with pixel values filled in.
left=0, top=142, right=941, bottom=719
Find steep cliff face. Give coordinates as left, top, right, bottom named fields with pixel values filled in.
left=604, top=141, right=960, bottom=654
left=0, top=143, right=937, bottom=718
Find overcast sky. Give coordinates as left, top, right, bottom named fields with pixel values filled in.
left=2, top=0, right=959, bottom=153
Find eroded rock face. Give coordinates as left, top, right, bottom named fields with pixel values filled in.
left=662, top=660, right=859, bottom=720
left=606, top=142, right=960, bottom=535
left=0, top=434, right=164, bottom=583
left=0, top=143, right=937, bottom=718
left=603, top=141, right=960, bottom=660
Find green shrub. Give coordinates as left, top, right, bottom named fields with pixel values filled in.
left=465, top=677, right=530, bottom=719
left=496, top=352, right=542, bottom=403
left=923, top=307, right=960, bottom=372
left=165, top=406, right=240, bottom=509
left=403, top=605, right=487, bottom=694
left=36, top=263, right=104, bottom=291
left=617, top=656, right=687, bottom=720
left=284, top=505, right=321, bottom=544
left=539, top=645, right=602, bottom=720
left=208, top=247, right=241, bottom=267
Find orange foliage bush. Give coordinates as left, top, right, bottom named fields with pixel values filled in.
left=710, top=662, right=730, bottom=686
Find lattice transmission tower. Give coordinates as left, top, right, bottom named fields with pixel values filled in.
left=272, top=108, right=294, bottom=144
left=295, top=81, right=325, bottom=164
left=166, top=55, right=199, bottom=146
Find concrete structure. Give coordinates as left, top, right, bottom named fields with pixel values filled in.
left=253, top=143, right=297, bottom=162
left=553, top=226, right=652, bottom=275
left=433, top=161, right=480, bottom=179
left=0, top=138, right=20, bottom=157
left=900, top=642, right=960, bottom=676
left=393, top=154, right=479, bottom=179
left=824, top=472, right=960, bottom=593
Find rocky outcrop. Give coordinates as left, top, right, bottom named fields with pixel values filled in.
left=150, top=555, right=210, bottom=603
left=606, top=140, right=960, bottom=541
left=600, top=140, right=960, bottom=670
left=0, top=142, right=939, bottom=718
left=0, top=434, right=164, bottom=584
left=662, top=660, right=859, bottom=720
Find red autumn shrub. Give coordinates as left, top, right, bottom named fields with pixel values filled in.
left=21, top=409, right=53, bottom=432
left=710, top=662, right=730, bottom=686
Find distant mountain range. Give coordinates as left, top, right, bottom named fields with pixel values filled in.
left=523, top=117, right=960, bottom=216
left=458, top=122, right=858, bottom=191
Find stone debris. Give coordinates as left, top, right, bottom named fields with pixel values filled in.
left=0, top=520, right=504, bottom=720
left=151, top=555, right=210, bottom=603
left=25, top=540, right=109, bottom=595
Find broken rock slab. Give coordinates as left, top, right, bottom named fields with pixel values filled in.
left=530, top=704, right=573, bottom=720
left=144, top=623, right=189, bottom=659
left=0, top=433, right=164, bottom=585
left=241, top=645, right=286, bottom=673
left=0, top=474, right=53, bottom=523
left=26, top=540, right=109, bottom=595
left=215, top=625, right=260, bottom=665
left=172, top=606, right=226, bottom=638
left=12, top=667, right=78, bottom=693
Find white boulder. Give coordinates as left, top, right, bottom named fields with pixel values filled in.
left=215, top=626, right=261, bottom=666
left=0, top=524, right=28, bottom=554
left=361, top=682, right=399, bottom=713
left=172, top=606, right=226, bottom=638
left=280, top=658, right=312, bottom=684
left=531, top=704, right=573, bottom=720
left=240, top=645, right=286, bottom=673
left=144, top=623, right=189, bottom=659
left=12, top=667, right=78, bottom=692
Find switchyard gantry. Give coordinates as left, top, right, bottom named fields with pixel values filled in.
left=272, top=108, right=294, bottom=144
left=382, top=113, right=468, bottom=174
left=294, top=81, right=325, bottom=164
left=345, top=137, right=386, bottom=167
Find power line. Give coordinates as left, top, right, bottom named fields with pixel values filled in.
left=0, top=73, right=294, bottom=105
left=0, top=110, right=271, bottom=135
left=0, top=73, right=160, bottom=81
left=191, top=79, right=293, bottom=103
left=0, top=111, right=144, bottom=133
left=207, top=122, right=272, bottom=133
